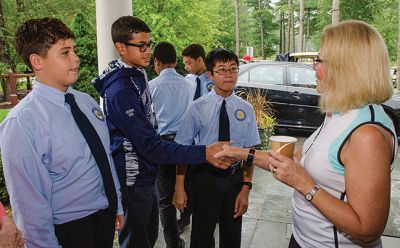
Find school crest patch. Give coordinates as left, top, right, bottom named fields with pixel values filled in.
left=234, top=109, right=247, bottom=121
left=92, top=107, right=105, bottom=121
left=206, top=82, right=214, bottom=91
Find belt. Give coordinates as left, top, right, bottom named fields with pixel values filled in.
left=160, top=133, right=176, bottom=142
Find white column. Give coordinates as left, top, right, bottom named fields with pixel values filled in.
left=95, top=0, right=133, bottom=74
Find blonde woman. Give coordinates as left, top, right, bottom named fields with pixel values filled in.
left=215, top=20, right=397, bottom=248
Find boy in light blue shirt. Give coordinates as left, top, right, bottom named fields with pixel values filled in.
left=173, top=48, right=260, bottom=247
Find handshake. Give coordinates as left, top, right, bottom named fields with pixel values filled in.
left=205, top=141, right=239, bottom=169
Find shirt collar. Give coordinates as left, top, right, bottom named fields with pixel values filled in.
left=210, top=88, right=235, bottom=106
left=32, top=78, right=71, bottom=108
left=198, top=71, right=209, bottom=81
left=159, top=68, right=176, bottom=76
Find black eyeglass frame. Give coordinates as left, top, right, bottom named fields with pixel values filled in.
left=124, top=40, right=156, bottom=52
left=212, top=67, right=240, bottom=76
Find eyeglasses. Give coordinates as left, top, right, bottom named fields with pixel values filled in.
left=213, top=67, right=239, bottom=75
left=124, top=40, right=156, bottom=52
left=313, top=55, right=325, bottom=67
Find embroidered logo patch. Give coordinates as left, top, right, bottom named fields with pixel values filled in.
left=206, top=82, right=214, bottom=91
left=234, top=109, right=246, bottom=121
left=125, top=108, right=135, bottom=117
left=92, top=107, right=105, bottom=121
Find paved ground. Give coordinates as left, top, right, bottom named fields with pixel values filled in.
left=115, top=136, right=400, bottom=247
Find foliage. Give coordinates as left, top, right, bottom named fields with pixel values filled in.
left=0, top=109, right=9, bottom=204
left=70, top=12, right=99, bottom=101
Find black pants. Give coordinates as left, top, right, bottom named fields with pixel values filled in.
left=289, top=235, right=302, bottom=248
left=119, top=185, right=159, bottom=248
left=157, top=165, right=181, bottom=248
left=190, top=167, right=243, bottom=248
left=54, top=209, right=115, bottom=248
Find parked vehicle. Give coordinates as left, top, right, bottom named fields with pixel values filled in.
left=236, top=61, right=400, bottom=135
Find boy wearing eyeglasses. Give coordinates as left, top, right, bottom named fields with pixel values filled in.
left=173, top=48, right=260, bottom=248
left=93, top=16, right=234, bottom=248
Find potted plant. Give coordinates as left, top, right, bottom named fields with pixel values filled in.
left=238, top=88, right=276, bottom=150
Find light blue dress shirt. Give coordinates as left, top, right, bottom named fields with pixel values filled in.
left=175, top=89, right=260, bottom=148
left=149, top=68, right=195, bottom=135
left=185, top=71, right=214, bottom=97
left=0, top=80, right=123, bottom=248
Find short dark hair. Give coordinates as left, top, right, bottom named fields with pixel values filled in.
left=111, top=16, right=151, bottom=44
left=182, top=44, right=206, bottom=60
left=14, top=17, right=75, bottom=69
left=153, top=42, right=176, bottom=64
left=205, top=48, right=239, bottom=72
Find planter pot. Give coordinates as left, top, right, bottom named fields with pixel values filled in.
left=255, top=127, right=273, bottom=150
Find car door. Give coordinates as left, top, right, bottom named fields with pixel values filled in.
left=237, top=63, right=291, bottom=127
left=286, top=65, right=324, bottom=129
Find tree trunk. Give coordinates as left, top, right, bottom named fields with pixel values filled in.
left=285, top=10, right=290, bottom=53
left=280, top=10, right=284, bottom=53
left=235, top=0, right=240, bottom=56
left=298, top=0, right=304, bottom=52
left=259, top=0, right=265, bottom=59
left=332, top=0, right=340, bottom=25
left=397, top=0, right=400, bottom=89
left=289, top=0, right=295, bottom=52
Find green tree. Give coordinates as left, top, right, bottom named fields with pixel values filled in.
left=70, top=11, right=99, bottom=101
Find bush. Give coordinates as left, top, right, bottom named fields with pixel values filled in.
left=0, top=109, right=10, bottom=204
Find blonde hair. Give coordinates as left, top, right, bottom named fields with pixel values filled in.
left=319, top=20, right=393, bottom=113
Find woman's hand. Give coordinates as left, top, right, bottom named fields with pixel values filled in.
left=214, top=144, right=242, bottom=159
left=268, top=150, right=314, bottom=194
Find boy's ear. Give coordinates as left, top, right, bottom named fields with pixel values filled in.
left=29, top=54, right=43, bottom=71
left=114, top=42, right=127, bottom=56
left=207, top=71, right=214, bottom=81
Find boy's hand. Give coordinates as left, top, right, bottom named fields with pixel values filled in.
left=0, top=216, right=25, bottom=248
left=206, top=142, right=235, bottom=169
left=115, top=214, right=124, bottom=231
left=233, top=187, right=250, bottom=218
left=173, top=188, right=187, bottom=212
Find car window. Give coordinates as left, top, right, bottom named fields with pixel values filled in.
left=288, top=67, right=317, bottom=88
left=238, top=71, right=249, bottom=82
left=249, top=65, right=284, bottom=85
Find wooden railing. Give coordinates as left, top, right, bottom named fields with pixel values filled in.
left=0, top=73, right=34, bottom=105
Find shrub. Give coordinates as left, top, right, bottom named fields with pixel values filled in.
left=0, top=109, right=10, bottom=204
left=237, top=88, right=276, bottom=150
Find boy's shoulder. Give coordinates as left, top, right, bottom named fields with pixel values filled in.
left=232, top=94, right=254, bottom=110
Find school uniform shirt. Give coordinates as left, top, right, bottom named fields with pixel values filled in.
left=175, top=89, right=260, bottom=148
left=149, top=68, right=195, bottom=136
left=92, top=60, right=206, bottom=187
left=185, top=71, right=214, bottom=97
left=0, top=80, right=123, bottom=248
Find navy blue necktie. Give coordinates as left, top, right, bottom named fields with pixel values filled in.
left=193, top=77, right=201, bottom=100
left=218, top=100, right=230, bottom=141
left=65, top=93, right=117, bottom=215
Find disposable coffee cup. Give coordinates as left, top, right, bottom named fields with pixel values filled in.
left=270, top=135, right=297, bottom=158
